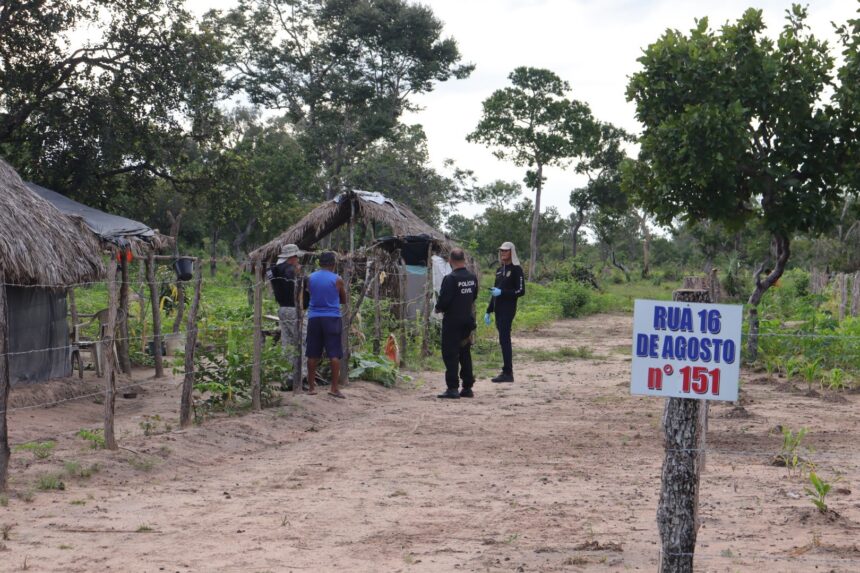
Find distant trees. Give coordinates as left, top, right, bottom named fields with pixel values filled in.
left=625, top=6, right=848, bottom=360
left=468, top=67, right=599, bottom=280
left=224, top=0, right=473, bottom=201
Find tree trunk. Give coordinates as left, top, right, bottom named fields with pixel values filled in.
left=103, top=258, right=119, bottom=450
left=641, top=218, right=652, bottom=279
left=340, top=259, right=353, bottom=386
left=232, top=216, right=257, bottom=261
left=173, top=282, right=185, bottom=335
left=180, top=261, right=203, bottom=428
left=528, top=163, right=543, bottom=281
left=746, top=234, right=790, bottom=363
left=421, top=245, right=433, bottom=359
left=209, top=227, right=219, bottom=278
left=657, top=287, right=710, bottom=572
left=0, top=280, right=10, bottom=491
left=571, top=211, right=585, bottom=259
left=167, top=210, right=183, bottom=255
left=146, top=252, right=164, bottom=378
left=373, top=263, right=382, bottom=355
left=399, top=261, right=407, bottom=368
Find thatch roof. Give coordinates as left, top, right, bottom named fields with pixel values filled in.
left=0, top=159, right=104, bottom=287
left=251, top=190, right=454, bottom=264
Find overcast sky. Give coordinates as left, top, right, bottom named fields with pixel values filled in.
left=188, top=0, right=857, bottom=218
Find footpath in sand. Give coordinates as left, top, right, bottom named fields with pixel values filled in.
left=3, top=313, right=860, bottom=572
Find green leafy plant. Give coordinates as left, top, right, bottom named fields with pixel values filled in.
left=14, top=440, right=56, bottom=460
left=37, top=473, right=65, bottom=491
left=805, top=472, right=833, bottom=513
left=64, top=460, right=99, bottom=479
left=826, top=368, right=850, bottom=391
left=800, top=358, right=822, bottom=391
left=349, top=352, right=407, bottom=388
left=139, top=414, right=162, bottom=436
left=76, top=428, right=105, bottom=449
left=774, top=427, right=811, bottom=475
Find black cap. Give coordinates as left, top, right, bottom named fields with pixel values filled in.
left=319, top=251, right=336, bottom=266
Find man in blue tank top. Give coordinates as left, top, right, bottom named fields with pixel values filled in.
left=306, top=251, right=347, bottom=398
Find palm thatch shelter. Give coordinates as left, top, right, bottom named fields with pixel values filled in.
left=244, top=191, right=457, bottom=402
left=0, top=157, right=105, bottom=490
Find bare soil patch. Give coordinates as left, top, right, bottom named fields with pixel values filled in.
left=2, top=313, right=859, bottom=572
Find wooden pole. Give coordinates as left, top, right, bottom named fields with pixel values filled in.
left=657, top=287, right=710, bottom=573
left=0, top=279, right=10, bottom=491
left=399, top=259, right=407, bottom=368
left=68, top=287, right=79, bottom=331
left=179, top=260, right=203, bottom=428
left=373, top=261, right=382, bottom=355
left=118, top=253, right=132, bottom=374
left=293, top=274, right=304, bottom=393
left=146, top=252, right=164, bottom=378
left=852, top=272, right=860, bottom=318
left=421, top=244, right=433, bottom=358
left=251, top=262, right=263, bottom=410
left=340, top=257, right=353, bottom=386
left=103, top=257, right=119, bottom=450
left=839, top=273, right=848, bottom=322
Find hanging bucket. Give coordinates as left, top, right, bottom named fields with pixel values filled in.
left=174, top=257, right=194, bottom=281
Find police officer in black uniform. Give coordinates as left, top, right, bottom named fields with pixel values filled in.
left=485, top=241, right=526, bottom=383
left=435, top=248, right=478, bottom=399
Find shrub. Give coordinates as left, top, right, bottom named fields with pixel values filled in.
left=557, top=281, right=592, bottom=318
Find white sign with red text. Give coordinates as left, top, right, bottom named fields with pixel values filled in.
left=631, top=299, right=742, bottom=402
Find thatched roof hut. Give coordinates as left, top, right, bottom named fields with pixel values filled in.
left=250, top=190, right=454, bottom=264
left=0, top=159, right=104, bottom=286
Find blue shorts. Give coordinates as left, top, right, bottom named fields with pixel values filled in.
left=305, top=316, right=343, bottom=359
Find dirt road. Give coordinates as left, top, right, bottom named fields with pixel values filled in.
left=3, top=313, right=860, bottom=572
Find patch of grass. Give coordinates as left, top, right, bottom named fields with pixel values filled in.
left=18, top=490, right=34, bottom=503
left=1, top=524, right=12, bottom=541
left=522, top=346, right=596, bottom=361
left=59, top=544, right=73, bottom=550
left=14, top=440, right=56, bottom=460
left=37, top=473, right=65, bottom=491
left=69, top=499, right=86, bottom=506
left=64, top=460, right=100, bottom=479
left=76, top=428, right=105, bottom=449
left=127, top=456, right=157, bottom=472
left=136, top=524, right=154, bottom=533
left=0, top=494, right=7, bottom=507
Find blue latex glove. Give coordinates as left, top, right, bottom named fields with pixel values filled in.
left=484, top=313, right=491, bottom=325
left=491, top=287, right=502, bottom=297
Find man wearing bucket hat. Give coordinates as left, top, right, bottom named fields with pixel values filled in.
left=484, top=241, right=526, bottom=383
left=267, top=244, right=308, bottom=388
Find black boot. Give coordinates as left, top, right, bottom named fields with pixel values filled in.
left=491, top=371, right=514, bottom=383
left=437, top=389, right=460, bottom=399
left=459, top=387, right=474, bottom=398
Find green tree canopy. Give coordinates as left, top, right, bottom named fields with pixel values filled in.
left=625, top=6, right=843, bottom=359
left=223, top=0, right=473, bottom=199
left=467, top=66, right=599, bottom=280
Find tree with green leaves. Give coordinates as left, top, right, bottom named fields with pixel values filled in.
left=625, top=6, right=843, bottom=361
left=468, top=67, right=599, bottom=280
left=0, top=0, right=226, bottom=206
left=223, top=0, right=472, bottom=201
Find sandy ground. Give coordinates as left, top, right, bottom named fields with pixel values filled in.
left=2, top=313, right=860, bottom=572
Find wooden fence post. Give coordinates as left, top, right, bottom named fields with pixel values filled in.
left=251, top=262, right=263, bottom=410
left=0, top=278, right=10, bottom=491
left=103, top=257, right=119, bottom=450
left=839, top=273, right=848, bottom=322
left=421, top=245, right=433, bottom=358
left=399, top=260, right=407, bottom=368
left=852, top=272, right=860, bottom=318
left=293, top=274, right=304, bottom=393
left=118, top=254, right=132, bottom=374
left=146, top=252, right=164, bottom=378
left=657, top=287, right=710, bottom=573
left=179, top=260, right=203, bottom=428
left=340, top=258, right=353, bottom=386
left=373, top=261, right=382, bottom=355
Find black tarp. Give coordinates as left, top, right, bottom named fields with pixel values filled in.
left=26, top=182, right=154, bottom=246
left=8, top=287, right=71, bottom=385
